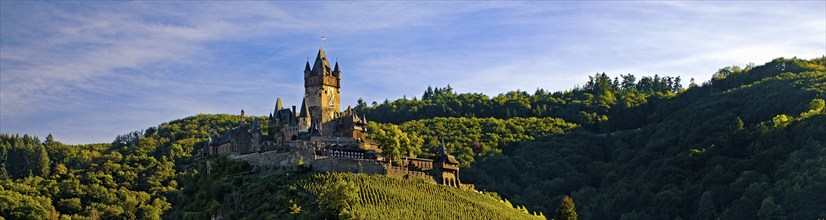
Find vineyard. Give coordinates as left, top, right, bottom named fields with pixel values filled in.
left=300, top=173, right=546, bottom=219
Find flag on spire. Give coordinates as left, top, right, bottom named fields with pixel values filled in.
left=321, top=35, right=326, bottom=41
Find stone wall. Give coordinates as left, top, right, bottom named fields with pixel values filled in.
left=228, top=146, right=316, bottom=173
left=312, top=157, right=386, bottom=174
left=384, top=164, right=436, bottom=183
left=228, top=148, right=439, bottom=186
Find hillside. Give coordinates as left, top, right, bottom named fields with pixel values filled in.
left=2, top=56, right=824, bottom=219
left=169, top=158, right=544, bottom=219
left=1, top=114, right=545, bottom=219
left=363, top=57, right=826, bottom=219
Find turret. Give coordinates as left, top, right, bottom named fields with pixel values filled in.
left=303, top=60, right=311, bottom=78
left=298, top=98, right=309, bottom=118
left=275, top=98, right=283, bottom=111
left=297, top=98, right=311, bottom=132
left=333, top=61, right=341, bottom=78
left=240, top=109, right=246, bottom=124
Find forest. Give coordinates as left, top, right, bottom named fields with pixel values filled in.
left=362, top=57, right=826, bottom=219
left=1, top=56, right=824, bottom=219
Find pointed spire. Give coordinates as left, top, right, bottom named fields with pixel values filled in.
left=312, top=47, right=332, bottom=76
left=298, top=98, right=310, bottom=118
left=333, top=60, right=341, bottom=77
left=241, top=109, right=246, bottom=123
left=275, top=98, right=283, bottom=111
left=304, top=59, right=311, bottom=78
left=439, top=139, right=448, bottom=157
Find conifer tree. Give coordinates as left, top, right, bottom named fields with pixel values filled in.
left=45, top=133, right=54, bottom=145
left=556, top=195, right=578, bottom=220
left=0, top=142, right=7, bottom=179
left=34, top=143, right=50, bottom=177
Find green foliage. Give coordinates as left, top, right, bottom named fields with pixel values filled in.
left=0, top=186, right=52, bottom=220
left=356, top=73, right=683, bottom=131
left=464, top=57, right=826, bottom=219
left=386, top=117, right=578, bottom=167
left=1, top=134, right=48, bottom=179
left=367, top=122, right=423, bottom=159
left=318, top=178, right=359, bottom=219
left=555, top=195, right=577, bottom=220
left=1, top=114, right=263, bottom=219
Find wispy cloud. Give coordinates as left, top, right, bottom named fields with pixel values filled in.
left=1, top=1, right=823, bottom=144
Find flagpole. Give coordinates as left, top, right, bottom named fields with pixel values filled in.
left=321, top=35, right=326, bottom=48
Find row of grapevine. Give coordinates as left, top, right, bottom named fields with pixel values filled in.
left=298, top=173, right=545, bottom=219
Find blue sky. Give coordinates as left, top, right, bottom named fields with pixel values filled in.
left=1, top=1, right=824, bottom=144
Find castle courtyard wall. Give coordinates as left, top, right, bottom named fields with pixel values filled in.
left=312, top=157, right=385, bottom=174
left=228, top=150, right=437, bottom=185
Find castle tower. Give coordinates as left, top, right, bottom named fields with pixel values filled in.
left=304, top=48, right=341, bottom=129
left=435, top=140, right=461, bottom=188
left=297, top=98, right=312, bottom=133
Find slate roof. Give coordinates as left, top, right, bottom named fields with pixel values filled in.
left=311, top=48, right=332, bottom=76
left=298, top=98, right=310, bottom=118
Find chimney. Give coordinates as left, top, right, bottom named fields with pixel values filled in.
left=292, top=105, right=297, bottom=116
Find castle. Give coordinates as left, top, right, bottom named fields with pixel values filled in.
left=203, top=48, right=468, bottom=189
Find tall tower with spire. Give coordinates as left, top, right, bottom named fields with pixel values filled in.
left=304, top=47, right=341, bottom=133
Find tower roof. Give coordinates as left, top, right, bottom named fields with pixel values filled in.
left=311, top=48, right=332, bottom=76
left=438, top=140, right=459, bottom=164
left=333, top=61, right=340, bottom=77
left=298, top=98, right=310, bottom=118
left=275, top=98, right=283, bottom=111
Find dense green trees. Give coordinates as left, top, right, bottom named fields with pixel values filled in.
left=357, top=56, right=826, bottom=219
left=369, top=117, right=578, bottom=167
left=0, top=114, right=262, bottom=219
left=366, top=122, right=424, bottom=161
left=1, top=134, right=49, bottom=179
left=463, top=57, right=826, bottom=219
left=355, top=72, right=683, bottom=132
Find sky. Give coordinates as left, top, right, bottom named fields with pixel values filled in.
left=1, top=1, right=824, bottom=144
